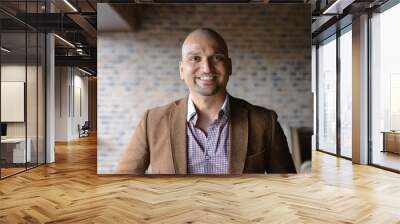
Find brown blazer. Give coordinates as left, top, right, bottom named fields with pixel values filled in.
left=115, top=95, right=296, bottom=174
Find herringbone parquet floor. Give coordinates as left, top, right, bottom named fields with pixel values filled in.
left=1, top=134, right=400, bottom=223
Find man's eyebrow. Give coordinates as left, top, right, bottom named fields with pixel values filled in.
left=183, top=51, right=226, bottom=57
left=184, top=51, right=200, bottom=56
left=212, top=49, right=226, bottom=54
left=213, top=52, right=227, bottom=56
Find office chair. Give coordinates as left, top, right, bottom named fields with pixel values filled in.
left=79, top=121, right=90, bottom=138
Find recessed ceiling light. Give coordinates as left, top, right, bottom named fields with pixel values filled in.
left=322, top=0, right=354, bottom=15
left=54, top=34, right=75, bottom=48
left=1, top=47, right=11, bottom=53
left=63, top=0, right=78, bottom=12
left=78, top=67, right=93, bottom=76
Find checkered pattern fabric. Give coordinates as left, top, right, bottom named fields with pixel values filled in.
left=187, top=95, right=230, bottom=174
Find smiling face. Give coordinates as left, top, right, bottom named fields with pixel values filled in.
left=179, top=29, right=232, bottom=98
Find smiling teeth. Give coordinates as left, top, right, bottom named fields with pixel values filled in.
left=199, top=76, right=214, bottom=80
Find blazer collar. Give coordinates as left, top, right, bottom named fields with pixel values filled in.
left=228, top=96, right=249, bottom=174
left=169, top=95, right=249, bottom=174
left=170, top=96, right=188, bottom=174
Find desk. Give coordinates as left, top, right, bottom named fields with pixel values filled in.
left=1, top=138, right=31, bottom=163
left=382, top=131, right=400, bottom=154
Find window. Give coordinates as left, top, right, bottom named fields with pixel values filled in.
left=317, top=35, right=337, bottom=154
left=339, top=27, right=352, bottom=158
left=370, top=2, right=400, bottom=171
left=316, top=24, right=353, bottom=159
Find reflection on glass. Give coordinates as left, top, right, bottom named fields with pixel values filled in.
left=318, top=36, right=337, bottom=154
left=371, top=3, right=400, bottom=171
left=340, top=28, right=352, bottom=158
left=1, top=32, right=27, bottom=177
left=0, top=1, right=46, bottom=179
left=38, top=33, right=46, bottom=165
left=27, top=31, right=38, bottom=169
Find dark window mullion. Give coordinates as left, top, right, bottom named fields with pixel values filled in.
left=316, top=44, right=320, bottom=151
left=367, top=11, right=373, bottom=165
left=36, top=0, right=39, bottom=167
left=25, top=0, right=28, bottom=171
left=336, top=29, right=341, bottom=157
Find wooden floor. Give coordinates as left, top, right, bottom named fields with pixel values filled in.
left=372, top=150, right=400, bottom=171
left=0, top=167, right=26, bottom=178
left=1, top=163, right=45, bottom=178
left=1, top=135, right=400, bottom=223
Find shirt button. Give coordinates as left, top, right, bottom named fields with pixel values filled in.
left=205, top=155, right=211, bottom=160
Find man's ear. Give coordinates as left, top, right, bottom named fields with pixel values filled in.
left=179, top=61, right=184, bottom=80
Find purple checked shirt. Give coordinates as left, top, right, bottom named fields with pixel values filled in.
left=187, top=95, right=230, bottom=174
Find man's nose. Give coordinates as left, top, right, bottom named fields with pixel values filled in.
left=201, top=58, right=212, bottom=73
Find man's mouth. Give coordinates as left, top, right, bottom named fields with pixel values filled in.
left=196, top=76, right=217, bottom=87
left=197, top=76, right=216, bottom=81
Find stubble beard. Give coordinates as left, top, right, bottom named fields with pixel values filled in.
left=193, top=78, right=221, bottom=96
left=196, top=84, right=221, bottom=96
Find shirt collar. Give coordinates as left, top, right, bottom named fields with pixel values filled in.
left=187, top=94, right=230, bottom=122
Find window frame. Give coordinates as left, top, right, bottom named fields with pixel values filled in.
left=315, top=23, right=353, bottom=161
left=367, top=0, right=400, bottom=173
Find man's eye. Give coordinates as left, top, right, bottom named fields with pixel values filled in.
left=212, top=55, right=225, bottom=62
left=189, top=56, right=201, bottom=62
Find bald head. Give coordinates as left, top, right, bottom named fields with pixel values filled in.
left=181, top=28, right=229, bottom=57
left=179, top=28, right=232, bottom=98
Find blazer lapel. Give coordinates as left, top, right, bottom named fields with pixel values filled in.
left=228, top=96, right=249, bottom=174
left=170, top=96, right=188, bottom=174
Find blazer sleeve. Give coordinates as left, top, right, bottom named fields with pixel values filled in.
left=266, top=111, right=297, bottom=173
left=114, top=110, right=150, bottom=174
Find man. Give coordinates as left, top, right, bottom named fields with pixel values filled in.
left=115, top=28, right=296, bottom=174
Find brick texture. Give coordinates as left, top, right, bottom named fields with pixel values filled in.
left=98, top=4, right=312, bottom=173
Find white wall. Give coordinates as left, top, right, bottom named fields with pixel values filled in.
left=55, top=67, right=69, bottom=141
left=55, top=67, right=89, bottom=141
left=73, top=73, right=89, bottom=136
left=1, top=65, right=26, bottom=136
left=1, top=65, right=39, bottom=137
left=1, top=63, right=46, bottom=164
left=1, top=82, right=25, bottom=122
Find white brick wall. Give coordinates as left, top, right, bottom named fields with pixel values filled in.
left=98, top=4, right=312, bottom=173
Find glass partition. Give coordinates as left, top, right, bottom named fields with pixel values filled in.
left=0, top=1, right=46, bottom=179
left=27, top=30, right=38, bottom=169
left=317, top=35, right=337, bottom=155
left=38, top=32, right=45, bottom=165
left=26, top=0, right=40, bottom=169
left=370, top=3, right=400, bottom=171
left=339, top=27, right=352, bottom=158
left=1, top=30, right=28, bottom=177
